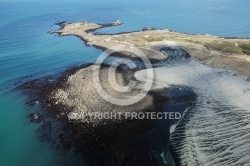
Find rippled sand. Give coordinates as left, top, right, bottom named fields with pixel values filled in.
left=51, top=21, right=250, bottom=165
left=135, top=48, right=250, bottom=165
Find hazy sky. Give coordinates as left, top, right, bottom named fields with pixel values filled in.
left=0, top=0, right=129, bottom=2
left=0, top=0, right=112, bottom=1
left=0, top=0, right=101, bottom=3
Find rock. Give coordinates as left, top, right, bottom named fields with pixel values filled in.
left=18, top=79, right=39, bottom=89
left=55, top=21, right=66, bottom=26
left=26, top=100, right=39, bottom=106
left=105, top=20, right=122, bottom=27
left=142, top=27, right=155, bottom=31
left=111, top=20, right=122, bottom=25
left=29, top=114, right=44, bottom=123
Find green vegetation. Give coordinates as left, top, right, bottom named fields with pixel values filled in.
left=239, top=43, right=250, bottom=55
left=205, top=41, right=241, bottom=54
left=185, top=39, right=202, bottom=44
left=144, top=37, right=165, bottom=42
left=205, top=41, right=250, bottom=55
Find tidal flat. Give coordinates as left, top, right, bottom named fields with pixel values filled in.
left=18, top=20, right=250, bottom=166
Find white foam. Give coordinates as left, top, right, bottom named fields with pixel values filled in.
left=135, top=59, right=250, bottom=165
left=170, top=108, right=190, bottom=134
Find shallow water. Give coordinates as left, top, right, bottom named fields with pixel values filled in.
left=1, top=0, right=250, bottom=165
left=135, top=47, right=250, bottom=165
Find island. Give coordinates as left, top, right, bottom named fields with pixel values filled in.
left=50, top=20, right=250, bottom=77
left=19, top=20, right=250, bottom=166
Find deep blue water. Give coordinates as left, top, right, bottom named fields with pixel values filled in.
left=0, top=0, right=250, bottom=165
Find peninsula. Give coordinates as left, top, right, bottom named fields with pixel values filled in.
left=51, top=20, right=250, bottom=78
left=19, top=20, right=250, bottom=166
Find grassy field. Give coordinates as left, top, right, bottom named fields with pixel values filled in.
left=205, top=41, right=250, bottom=55
left=239, top=43, right=250, bottom=55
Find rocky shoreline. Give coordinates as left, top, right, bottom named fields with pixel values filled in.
left=18, top=60, right=196, bottom=165
left=18, top=20, right=250, bottom=165
left=50, top=20, right=250, bottom=79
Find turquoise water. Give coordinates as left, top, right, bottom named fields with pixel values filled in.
left=0, top=0, right=250, bottom=165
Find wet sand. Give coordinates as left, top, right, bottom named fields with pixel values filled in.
left=17, top=21, right=250, bottom=165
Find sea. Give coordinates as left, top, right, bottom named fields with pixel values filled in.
left=0, top=0, right=250, bottom=165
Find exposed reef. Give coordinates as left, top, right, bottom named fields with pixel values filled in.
left=18, top=20, right=250, bottom=165
left=18, top=61, right=196, bottom=165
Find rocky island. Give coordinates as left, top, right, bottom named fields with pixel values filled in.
left=51, top=20, right=250, bottom=77
left=19, top=20, right=250, bottom=166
